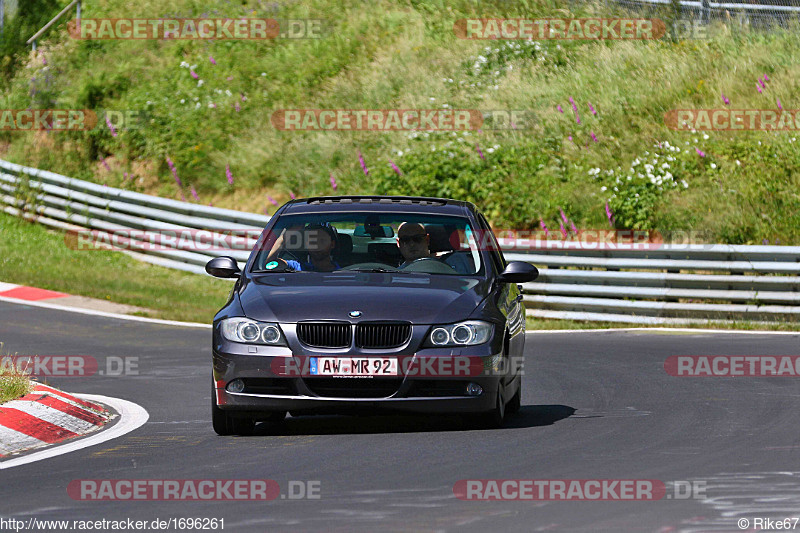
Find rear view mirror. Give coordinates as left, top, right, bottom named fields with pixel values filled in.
left=497, top=261, right=538, bottom=283
left=353, top=225, right=394, bottom=238
left=206, top=256, right=242, bottom=278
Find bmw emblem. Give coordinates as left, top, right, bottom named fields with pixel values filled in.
left=349, top=310, right=362, bottom=318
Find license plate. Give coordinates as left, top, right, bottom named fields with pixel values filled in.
left=309, top=357, right=397, bottom=376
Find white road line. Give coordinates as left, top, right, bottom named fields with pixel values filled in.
left=528, top=327, right=800, bottom=335
left=0, top=295, right=210, bottom=329
left=0, top=395, right=149, bottom=470
left=0, top=282, right=20, bottom=292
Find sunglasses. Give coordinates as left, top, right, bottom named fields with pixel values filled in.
left=399, top=234, right=427, bottom=245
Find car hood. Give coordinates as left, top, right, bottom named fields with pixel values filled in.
left=240, top=272, right=490, bottom=323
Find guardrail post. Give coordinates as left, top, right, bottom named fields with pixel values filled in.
left=27, top=0, right=80, bottom=52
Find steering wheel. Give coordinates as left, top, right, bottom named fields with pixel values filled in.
left=406, top=257, right=438, bottom=266
left=340, top=262, right=396, bottom=271
left=278, top=250, right=302, bottom=263
left=400, top=257, right=457, bottom=274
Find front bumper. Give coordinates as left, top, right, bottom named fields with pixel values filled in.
left=212, top=349, right=510, bottom=416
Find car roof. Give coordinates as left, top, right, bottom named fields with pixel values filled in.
left=278, top=195, right=478, bottom=217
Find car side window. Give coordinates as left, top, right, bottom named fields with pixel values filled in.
left=477, top=213, right=506, bottom=272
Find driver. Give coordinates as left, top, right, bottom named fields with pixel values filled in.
left=396, top=222, right=431, bottom=266
left=396, top=222, right=471, bottom=274
left=265, top=224, right=340, bottom=272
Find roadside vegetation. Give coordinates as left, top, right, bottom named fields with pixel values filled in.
left=1, top=1, right=798, bottom=331
left=0, top=343, right=33, bottom=404
left=1, top=0, right=799, bottom=243
left=0, top=211, right=795, bottom=330
left=1, top=210, right=793, bottom=330
left=0, top=212, right=234, bottom=323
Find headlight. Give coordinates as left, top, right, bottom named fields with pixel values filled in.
left=220, top=317, right=286, bottom=345
left=426, top=321, right=493, bottom=346
left=431, top=327, right=450, bottom=345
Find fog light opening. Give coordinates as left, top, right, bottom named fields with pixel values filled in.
left=466, top=382, right=483, bottom=396
left=227, top=379, right=245, bottom=393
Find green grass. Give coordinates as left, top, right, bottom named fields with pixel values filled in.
left=0, top=343, right=32, bottom=404
left=2, top=1, right=799, bottom=328
left=0, top=212, right=794, bottom=331
left=2, top=0, right=800, bottom=243
left=0, top=370, right=30, bottom=404
left=0, top=212, right=235, bottom=323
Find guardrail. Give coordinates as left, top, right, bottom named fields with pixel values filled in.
left=506, top=245, right=800, bottom=324
left=2, top=159, right=799, bottom=325
left=0, top=160, right=267, bottom=275
left=608, top=0, right=800, bottom=28
left=27, top=0, right=81, bottom=52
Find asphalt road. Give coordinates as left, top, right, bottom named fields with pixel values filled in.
left=2, top=300, right=800, bottom=532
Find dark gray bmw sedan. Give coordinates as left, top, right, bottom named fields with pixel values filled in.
left=205, top=196, right=538, bottom=435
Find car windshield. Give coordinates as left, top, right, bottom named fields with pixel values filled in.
left=250, top=213, right=484, bottom=276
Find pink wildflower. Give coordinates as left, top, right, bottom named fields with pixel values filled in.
left=389, top=160, right=402, bottom=175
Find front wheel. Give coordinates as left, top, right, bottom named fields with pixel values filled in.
left=212, top=387, right=256, bottom=436
left=474, top=383, right=506, bottom=429
left=262, top=411, right=287, bottom=423
left=507, top=378, right=521, bottom=414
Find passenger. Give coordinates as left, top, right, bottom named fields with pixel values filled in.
left=266, top=224, right=340, bottom=272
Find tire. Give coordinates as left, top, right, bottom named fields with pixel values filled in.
left=507, top=378, right=521, bottom=415
left=212, top=386, right=256, bottom=436
left=475, top=383, right=506, bottom=429
left=263, top=411, right=287, bottom=423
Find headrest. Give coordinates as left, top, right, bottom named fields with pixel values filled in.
left=424, top=224, right=454, bottom=253
left=334, top=233, right=353, bottom=255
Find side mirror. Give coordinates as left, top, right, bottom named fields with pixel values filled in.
left=206, top=256, right=241, bottom=278
left=497, top=261, right=538, bottom=283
